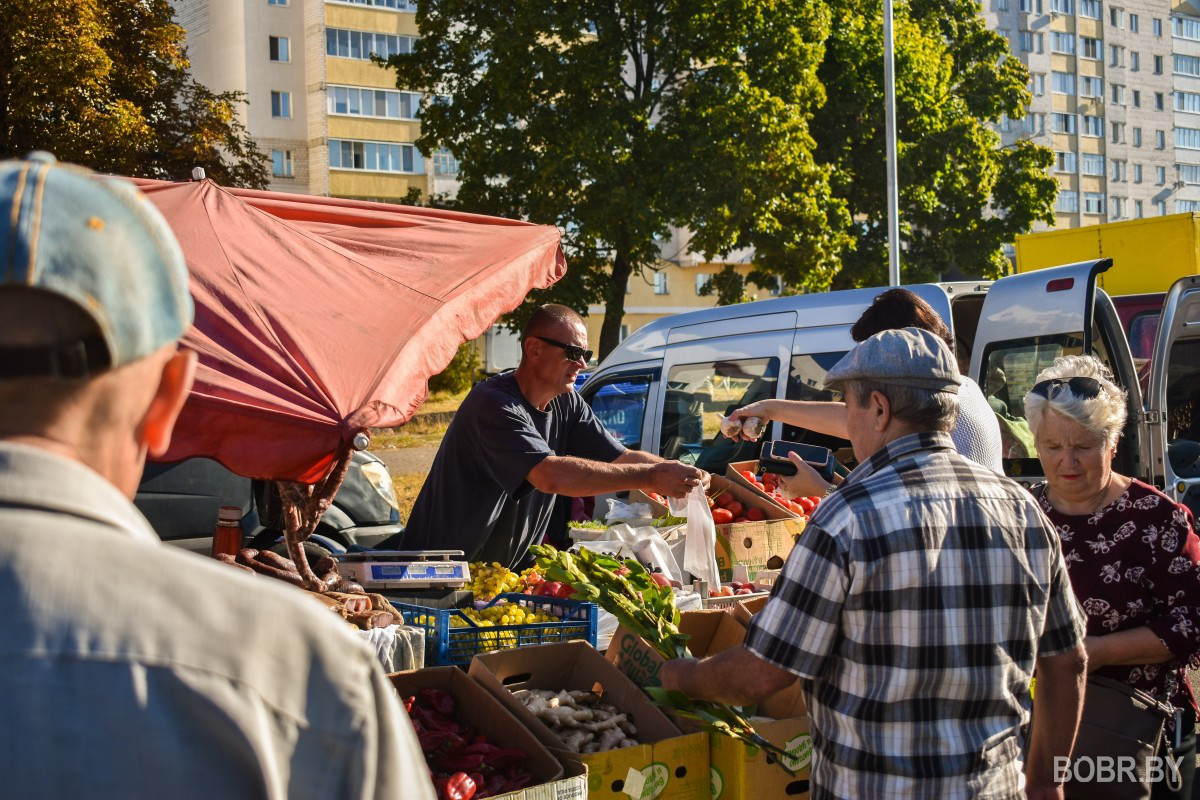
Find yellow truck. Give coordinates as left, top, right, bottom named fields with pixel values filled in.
left=1014, top=213, right=1200, bottom=296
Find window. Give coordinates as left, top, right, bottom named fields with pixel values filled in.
left=1157, top=129, right=1166, bottom=149
left=1174, top=16, right=1200, bottom=41
left=1084, top=192, right=1106, bottom=214
left=1133, top=163, right=1142, bottom=182
left=1175, top=54, right=1200, bottom=76
left=1051, top=0, right=1074, bottom=12
left=584, top=374, right=652, bottom=448
left=998, top=29, right=1011, bottom=46
left=1057, top=190, right=1079, bottom=212
left=1178, top=126, right=1200, bottom=150
left=1053, top=71, right=1077, bottom=94
left=432, top=149, right=460, bottom=176
left=270, top=90, right=291, bottom=118
left=1108, top=82, right=1123, bottom=103
left=1036, top=32, right=1044, bottom=52
left=1080, top=0, right=1100, bottom=18
left=1111, top=197, right=1124, bottom=218
left=694, top=274, right=710, bottom=295
left=1082, top=38, right=1101, bottom=60
left=271, top=149, right=293, bottom=177
left=1154, top=18, right=1163, bottom=36
left=782, top=353, right=853, bottom=455
left=1158, top=200, right=1167, bottom=215
left=1052, top=32, right=1076, bottom=54
left=1030, top=73, right=1045, bottom=95
left=1082, top=153, right=1106, bottom=174
left=1132, top=89, right=1140, bottom=107
left=1181, top=200, right=1200, bottom=212
left=268, top=0, right=287, bottom=5
left=325, top=28, right=416, bottom=60
left=1156, top=93, right=1165, bottom=111
left=1055, top=151, right=1077, bottom=172
left=1110, top=6, right=1123, bottom=26
left=1136, top=200, right=1144, bottom=217
left=1053, top=113, right=1077, bottom=134
left=660, top=358, right=779, bottom=470
left=1083, top=115, right=1104, bottom=137
left=1165, top=339, right=1200, bottom=466
left=1178, top=91, right=1200, bottom=113
left=328, top=85, right=420, bottom=120
left=1130, top=13, right=1138, bottom=31
left=1111, top=159, right=1125, bottom=181
left=1080, top=75, right=1103, bottom=97
left=1108, top=44, right=1123, bottom=66
left=1020, top=0, right=1033, bottom=11
left=1131, top=51, right=1140, bottom=71
left=269, top=36, right=289, bottom=62
left=1180, top=164, right=1200, bottom=184
left=327, top=0, right=417, bottom=9
left=1133, top=127, right=1142, bottom=146
left=1111, top=121, right=1124, bottom=143
left=1157, top=165, right=1168, bottom=183
left=1020, top=31, right=1035, bottom=52
left=328, top=138, right=424, bottom=173
left=997, top=0, right=1009, bottom=10
left=653, top=271, right=669, bottom=295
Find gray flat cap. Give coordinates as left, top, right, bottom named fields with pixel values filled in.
left=825, top=327, right=962, bottom=394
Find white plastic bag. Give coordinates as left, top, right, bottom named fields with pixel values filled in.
left=605, top=498, right=654, bottom=525
left=683, top=485, right=721, bottom=589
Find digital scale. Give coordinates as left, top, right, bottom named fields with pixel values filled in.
left=336, top=550, right=471, bottom=590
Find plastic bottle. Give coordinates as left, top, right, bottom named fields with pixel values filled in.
left=211, top=505, right=243, bottom=559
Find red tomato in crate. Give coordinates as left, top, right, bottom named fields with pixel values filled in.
left=726, top=501, right=744, bottom=518
left=740, top=470, right=757, bottom=482
left=733, top=516, right=747, bottom=523
left=798, top=497, right=816, bottom=514
left=711, top=508, right=734, bottom=524
left=746, top=507, right=766, bottom=522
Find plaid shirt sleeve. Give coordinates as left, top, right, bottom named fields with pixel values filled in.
left=1035, top=509, right=1088, bottom=658
left=744, top=522, right=849, bottom=680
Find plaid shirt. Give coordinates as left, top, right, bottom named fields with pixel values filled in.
left=745, top=432, right=1085, bottom=800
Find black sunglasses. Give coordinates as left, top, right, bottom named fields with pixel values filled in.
left=534, top=335, right=593, bottom=363
left=1030, top=376, right=1103, bottom=400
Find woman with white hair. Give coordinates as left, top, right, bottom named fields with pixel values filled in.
left=1026, top=354, right=1200, bottom=799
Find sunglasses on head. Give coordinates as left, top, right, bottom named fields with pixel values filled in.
left=534, top=335, right=593, bottom=364
left=1030, top=376, right=1103, bottom=400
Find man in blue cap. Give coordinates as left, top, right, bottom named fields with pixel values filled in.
left=0, top=155, right=433, bottom=799
left=661, top=327, right=1088, bottom=800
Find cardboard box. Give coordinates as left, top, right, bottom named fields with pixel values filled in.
left=732, top=595, right=768, bottom=628
left=606, top=610, right=748, bottom=689
left=708, top=474, right=805, bottom=582
left=470, top=642, right=710, bottom=800
left=388, top=667, right=568, bottom=798
left=724, top=461, right=799, bottom=515
left=628, top=489, right=672, bottom=518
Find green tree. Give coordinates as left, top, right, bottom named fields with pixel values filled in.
left=387, top=0, right=849, bottom=359
left=0, top=0, right=268, bottom=187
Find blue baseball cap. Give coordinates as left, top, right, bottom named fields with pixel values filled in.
left=0, top=153, right=193, bottom=378
left=824, top=327, right=962, bottom=394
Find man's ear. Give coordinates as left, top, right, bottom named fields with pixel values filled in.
left=141, top=349, right=197, bottom=458
left=870, top=390, right=891, bottom=432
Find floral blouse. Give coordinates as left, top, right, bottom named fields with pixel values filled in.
left=1033, top=479, right=1200, bottom=714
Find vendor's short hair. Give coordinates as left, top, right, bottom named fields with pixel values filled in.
left=851, top=288, right=953, bottom=348
left=522, top=304, right=584, bottom=340
left=842, top=379, right=959, bottom=432
left=1024, top=355, right=1127, bottom=449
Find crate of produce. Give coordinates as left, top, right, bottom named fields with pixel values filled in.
left=395, top=593, right=598, bottom=667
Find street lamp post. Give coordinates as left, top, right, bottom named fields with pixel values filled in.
left=883, top=0, right=901, bottom=286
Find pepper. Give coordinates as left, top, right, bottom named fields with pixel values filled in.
left=404, top=695, right=416, bottom=714
left=418, top=687, right=457, bottom=717
left=441, top=772, right=476, bottom=800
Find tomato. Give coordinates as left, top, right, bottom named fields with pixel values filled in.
left=740, top=470, right=757, bottom=482
left=711, top=508, right=734, bottom=524
left=735, top=587, right=755, bottom=595
left=746, top=507, right=766, bottom=522
left=719, top=585, right=735, bottom=597
left=806, top=496, right=823, bottom=505
left=798, top=497, right=816, bottom=513
left=733, top=516, right=748, bottom=523
left=726, top=501, right=744, bottom=517
left=788, top=501, right=805, bottom=514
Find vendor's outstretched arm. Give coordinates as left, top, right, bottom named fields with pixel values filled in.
left=725, top=399, right=849, bottom=441
left=527, top=455, right=706, bottom=499
left=614, top=449, right=666, bottom=465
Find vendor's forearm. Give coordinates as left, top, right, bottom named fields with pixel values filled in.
left=1086, top=627, right=1175, bottom=670
left=526, top=455, right=661, bottom=496
left=758, top=400, right=849, bottom=440
left=659, top=646, right=795, bottom=707
left=615, top=449, right=664, bottom=465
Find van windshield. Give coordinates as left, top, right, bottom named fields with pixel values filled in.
left=782, top=352, right=854, bottom=462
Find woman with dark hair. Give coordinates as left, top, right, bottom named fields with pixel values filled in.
left=725, top=289, right=1003, bottom=496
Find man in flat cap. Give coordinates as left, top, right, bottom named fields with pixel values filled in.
left=661, top=328, right=1088, bottom=800
left=0, top=155, right=432, bottom=799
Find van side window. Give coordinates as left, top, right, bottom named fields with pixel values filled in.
left=1166, top=338, right=1200, bottom=479
left=660, top=357, right=779, bottom=473
left=782, top=352, right=853, bottom=457
left=1128, top=310, right=1160, bottom=392
left=583, top=374, right=652, bottom=450
left=980, top=330, right=1116, bottom=474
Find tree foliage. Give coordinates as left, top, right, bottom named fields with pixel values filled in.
left=0, top=0, right=268, bottom=187
left=388, top=0, right=848, bottom=358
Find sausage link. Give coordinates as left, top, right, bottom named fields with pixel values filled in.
left=255, top=550, right=297, bottom=573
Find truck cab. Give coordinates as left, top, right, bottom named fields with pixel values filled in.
left=579, top=262, right=1200, bottom=518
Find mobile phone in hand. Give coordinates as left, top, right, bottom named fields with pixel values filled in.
left=759, top=440, right=836, bottom=481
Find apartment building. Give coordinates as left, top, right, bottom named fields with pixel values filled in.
left=984, top=0, right=1189, bottom=228
left=1174, top=5, right=1200, bottom=211
left=171, top=0, right=444, bottom=200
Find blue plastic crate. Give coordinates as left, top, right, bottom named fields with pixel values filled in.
left=395, top=592, right=598, bottom=667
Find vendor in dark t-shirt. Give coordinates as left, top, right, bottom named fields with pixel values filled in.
left=387, top=304, right=708, bottom=568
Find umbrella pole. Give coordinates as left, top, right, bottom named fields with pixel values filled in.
left=281, top=440, right=355, bottom=592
